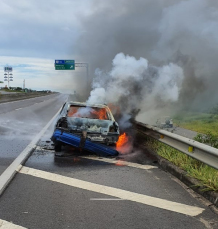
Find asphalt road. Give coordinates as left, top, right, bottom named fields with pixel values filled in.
left=0, top=96, right=217, bottom=228
left=163, top=126, right=198, bottom=139
left=1, top=141, right=218, bottom=229
left=0, top=93, right=68, bottom=175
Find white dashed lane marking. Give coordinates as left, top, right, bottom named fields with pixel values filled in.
left=15, top=108, right=22, bottom=111
left=0, top=219, right=27, bottom=229
left=19, top=166, right=204, bottom=216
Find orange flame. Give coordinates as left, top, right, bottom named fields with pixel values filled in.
left=68, top=107, right=80, bottom=117
left=116, top=133, right=129, bottom=148
left=68, top=106, right=108, bottom=120
left=92, top=108, right=108, bottom=120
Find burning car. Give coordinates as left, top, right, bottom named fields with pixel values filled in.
left=52, top=102, right=120, bottom=148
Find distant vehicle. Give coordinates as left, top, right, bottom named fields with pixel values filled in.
left=52, top=102, right=120, bottom=149
left=156, top=116, right=173, bottom=128
left=160, top=116, right=173, bottom=128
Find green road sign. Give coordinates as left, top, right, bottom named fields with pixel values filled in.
left=55, top=64, right=75, bottom=70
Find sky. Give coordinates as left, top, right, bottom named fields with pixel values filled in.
left=0, top=0, right=91, bottom=92
left=1, top=0, right=218, bottom=116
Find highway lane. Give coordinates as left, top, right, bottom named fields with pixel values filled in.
left=163, top=126, right=197, bottom=139
left=0, top=93, right=59, bottom=114
left=0, top=130, right=217, bottom=228
left=0, top=93, right=68, bottom=175
left=0, top=95, right=218, bottom=228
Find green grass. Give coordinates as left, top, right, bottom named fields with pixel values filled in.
left=144, top=136, right=218, bottom=192
left=138, top=110, right=218, bottom=192
left=174, top=111, right=218, bottom=137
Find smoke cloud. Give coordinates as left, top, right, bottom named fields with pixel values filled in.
left=75, top=0, right=218, bottom=123
left=87, top=53, right=184, bottom=126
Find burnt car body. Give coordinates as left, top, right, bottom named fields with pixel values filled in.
left=54, top=102, right=120, bottom=145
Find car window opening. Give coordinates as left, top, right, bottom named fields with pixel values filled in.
left=67, top=106, right=109, bottom=120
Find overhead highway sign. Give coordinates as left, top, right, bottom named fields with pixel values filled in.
left=54, top=60, right=75, bottom=70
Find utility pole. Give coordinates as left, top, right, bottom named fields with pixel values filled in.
left=23, top=79, right=25, bottom=90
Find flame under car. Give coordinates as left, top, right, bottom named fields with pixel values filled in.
left=54, top=102, right=120, bottom=145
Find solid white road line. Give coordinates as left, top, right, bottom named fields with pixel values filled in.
left=90, top=198, right=125, bottom=200
left=19, top=166, right=204, bottom=216
left=81, top=156, right=158, bottom=170
left=0, top=107, right=61, bottom=196
left=0, top=219, right=27, bottom=229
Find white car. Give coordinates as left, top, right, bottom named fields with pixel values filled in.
left=54, top=101, right=120, bottom=145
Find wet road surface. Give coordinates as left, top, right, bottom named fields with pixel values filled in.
left=0, top=93, right=68, bottom=175
left=0, top=95, right=218, bottom=228
left=0, top=128, right=217, bottom=228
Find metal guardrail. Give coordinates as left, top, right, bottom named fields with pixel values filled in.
left=135, top=121, right=218, bottom=170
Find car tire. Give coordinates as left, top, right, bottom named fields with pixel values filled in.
left=54, top=142, right=62, bottom=152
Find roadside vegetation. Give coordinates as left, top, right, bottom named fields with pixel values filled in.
left=144, top=137, right=218, bottom=192
left=173, top=111, right=218, bottom=137
left=139, top=106, right=218, bottom=192
left=0, top=87, right=25, bottom=93
left=173, top=106, right=218, bottom=148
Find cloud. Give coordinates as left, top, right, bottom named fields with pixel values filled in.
left=0, top=0, right=93, bottom=93
left=0, top=0, right=92, bottom=58
left=0, top=56, right=87, bottom=92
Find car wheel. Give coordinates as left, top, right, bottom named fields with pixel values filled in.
left=54, top=142, right=62, bottom=152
